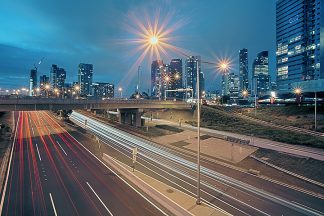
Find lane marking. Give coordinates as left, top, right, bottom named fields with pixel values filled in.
left=46, top=112, right=168, bottom=216
left=86, top=182, right=113, bottom=216
left=291, top=201, right=324, bottom=215
left=0, top=112, right=20, bottom=214
left=56, top=141, right=67, bottom=156
left=36, top=144, right=42, bottom=161
left=31, top=127, right=35, bottom=136
left=49, top=193, right=58, bottom=216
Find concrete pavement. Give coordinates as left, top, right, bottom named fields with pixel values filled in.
left=148, top=118, right=324, bottom=161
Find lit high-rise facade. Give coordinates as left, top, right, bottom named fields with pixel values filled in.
left=50, top=64, right=66, bottom=90
left=29, top=69, right=37, bottom=96
left=276, top=0, right=324, bottom=92
left=78, top=63, right=93, bottom=96
left=239, top=48, right=249, bottom=92
left=185, top=56, right=204, bottom=98
left=151, top=60, right=164, bottom=98
left=170, top=59, right=183, bottom=97
left=252, top=51, right=270, bottom=96
left=92, top=82, right=114, bottom=99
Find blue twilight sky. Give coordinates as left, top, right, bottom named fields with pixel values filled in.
left=0, top=0, right=276, bottom=95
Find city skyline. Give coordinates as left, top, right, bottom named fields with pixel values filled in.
left=0, top=0, right=276, bottom=94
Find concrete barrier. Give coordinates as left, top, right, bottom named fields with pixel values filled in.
left=102, top=153, right=192, bottom=216
left=0, top=145, right=11, bottom=195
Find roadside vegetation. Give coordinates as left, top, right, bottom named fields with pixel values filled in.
left=186, top=106, right=324, bottom=149
left=236, top=106, right=324, bottom=131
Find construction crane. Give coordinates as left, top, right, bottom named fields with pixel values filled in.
left=34, top=57, right=45, bottom=70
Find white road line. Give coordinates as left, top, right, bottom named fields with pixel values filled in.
left=0, top=112, right=20, bottom=214
left=31, top=127, right=35, bottom=136
left=86, top=182, right=113, bottom=216
left=36, top=144, right=42, bottom=161
left=56, top=141, right=67, bottom=156
left=49, top=193, right=58, bottom=216
left=47, top=112, right=168, bottom=216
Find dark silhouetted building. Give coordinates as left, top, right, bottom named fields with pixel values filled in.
left=29, top=69, right=37, bottom=96
left=252, top=51, right=270, bottom=96
left=239, top=48, right=249, bottom=92
left=50, top=64, right=66, bottom=90
left=276, top=0, right=324, bottom=92
left=93, top=82, right=114, bottom=99
left=39, top=75, right=49, bottom=96
left=151, top=60, right=164, bottom=98
left=170, top=59, right=183, bottom=97
left=78, top=63, right=93, bottom=96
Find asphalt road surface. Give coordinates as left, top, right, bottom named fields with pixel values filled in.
left=70, top=111, right=324, bottom=216
left=1, top=111, right=166, bottom=216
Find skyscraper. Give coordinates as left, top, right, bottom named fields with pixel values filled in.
left=185, top=56, right=204, bottom=98
left=252, top=51, right=270, bottom=96
left=39, top=75, right=49, bottom=96
left=78, top=63, right=93, bottom=96
left=276, top=0, right=324, bottom=92
left=222, top=72, right=230, bottom=96
left=151, top=60, right=164, bottom=98
left=50, top=64, right=66, bottom=90
left=229, top=73, right=240, bottom=103
left=239, top=48, right=249, bottom=92
left=29, top=69, right=37, bottom=96
left=92, top=82, right=114, bottom=99
left=170, top=59, right=183, bottom=97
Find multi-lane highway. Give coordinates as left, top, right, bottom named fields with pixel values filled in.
left=70, top=111, right=324, bottom=216
left=0, top=111, right=166, bottom=216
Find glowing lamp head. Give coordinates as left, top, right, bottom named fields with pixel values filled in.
left=242, top=90, right=248, bottom=97
left=149, top=36, right=158, bottom=45
left=118, top=87, right=123, bottom=92
left=220, top=63, right=228, bottom=70
left=294, top=88, right=302, bottom=94
left=271, top=91, right=276, bottom=98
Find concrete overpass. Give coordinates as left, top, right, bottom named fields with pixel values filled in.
left=0, top=98, right=191, bottom=111
left=0, top=98, right=192, bottom=127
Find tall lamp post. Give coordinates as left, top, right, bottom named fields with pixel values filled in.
left=196, top=59, right=229, bottom=204
left=146, top=34, right=230, bottom=205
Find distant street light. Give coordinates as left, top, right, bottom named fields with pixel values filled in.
left=242, top=90, right=248, bottom=98
left=294, top=88, right=302, bottom=106
left=118, top=87, right=123, bottom=98
left=45, top=84, right=50, bottom=98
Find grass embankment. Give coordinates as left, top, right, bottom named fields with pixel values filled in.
left=186, top=106, right=324, bottom=149
left=241, top=106, right=324, bottom=131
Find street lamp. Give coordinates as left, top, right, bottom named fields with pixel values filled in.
left=242, top=90, right=248, bottom=98
left=118, top=87, right=123, bottom=98
left=149, top=36, right=159, bottom=45
left=294, top=88, right=302, bottom=106
left=195, top=59, right=229, bottom=204
left=45, top=84, right=50, bottom=98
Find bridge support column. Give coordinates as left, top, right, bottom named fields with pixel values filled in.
left=118, top=108, right=143, bottom=127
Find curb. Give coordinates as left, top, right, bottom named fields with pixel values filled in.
left=102, top=153, right=193, bottom=216
left=0, top=144, right=11, bottom=196
left=250, top=155, right=324, bottom=188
